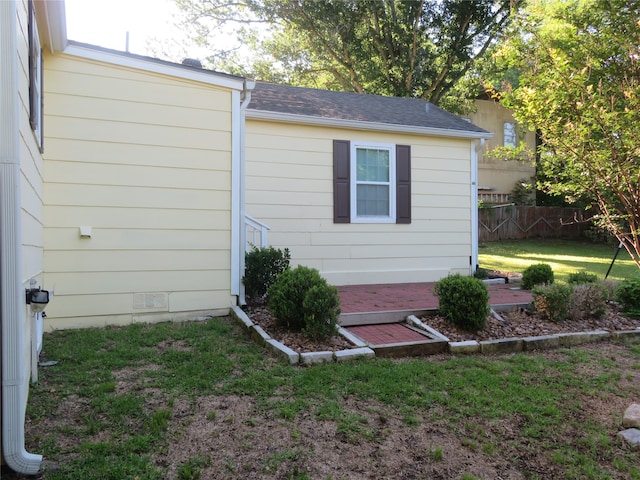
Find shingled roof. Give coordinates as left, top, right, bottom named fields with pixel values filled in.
left=247, top=81, right=490, bottom=138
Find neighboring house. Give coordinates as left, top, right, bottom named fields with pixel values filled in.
left=0, top=0, right=65, bottom=473
left=245, top=82, right=491, bottom=285
left=467, top=98, right=537, bottom=204
left=1, top=0, right=491, bottom=473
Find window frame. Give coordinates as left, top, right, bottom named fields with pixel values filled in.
left=350, top=141, right=396, bottom=224
left=503, top=121, right=516, bottom=147
left=28, top=0, right=44, bottom=152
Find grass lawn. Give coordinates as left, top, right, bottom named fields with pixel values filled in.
left=479, top=239, right=639, bottom=283
left=13, top=318, right=640, bottom=480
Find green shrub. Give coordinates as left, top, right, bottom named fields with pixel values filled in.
left=243, top=246, right=290, bottom=303
left=532, top=283, right=572, bottom=322
left=567, top=271, right=598, bottom=285
left=615, top=278, right=640, bottom=317
left=267, top=266, right=341, bottom=339
left=302, top=284, right=341, bottom=340
left=473, top=267, right=489, bottom=279
left=568, top=283, right=607, bottom=321
left=434, top=274, right=489, bottom=331
left=522, top=263, right=554, bottom=290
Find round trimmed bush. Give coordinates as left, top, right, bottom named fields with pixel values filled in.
left=522, top=263, right=554, bottom=290
left=267, top=265, right=341, bottom=339
left=302, top=284, right=341, bottom=340
left=243, top=246, right=290, bottom=303
left=434, top=274, right=489, bottom=331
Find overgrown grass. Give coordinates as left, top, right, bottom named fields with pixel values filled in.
left=479, top=239, right=639, bottom=282
left=19, top=318, right=640, bottom=479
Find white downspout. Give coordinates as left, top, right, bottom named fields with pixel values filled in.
left=471, top=137, right=489, bottom=272
left=236, top=80, right=254, bottom=306
left=471, top=139, right=481, bottom=273
left=0, top=0, right=43, bottom=474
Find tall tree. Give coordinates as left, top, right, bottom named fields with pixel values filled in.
left=173, top=0, right=518, bottom=112
left=499, top=0, right=640, bottom=267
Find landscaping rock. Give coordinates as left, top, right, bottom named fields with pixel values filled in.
left=407, top=315, right=449, bottom=341
left=523, top=334, right=561, bottom=351
left=623, top=403, right=640, bottom=428
left=612, top=329, right=640, bottom=345
left=249, top=325, right=271, bottom=346
left=618, top=428, right=640, bottom=449
left=448, top=340, right=480, bottom=354
left=480, top=338, right=523, bottom=354
left=337, top=327, right=368, bottom=347
left=265, top=339, right=299, bottom=365
left=557, top=330, right=609, bottom=347
left=301, top=351, right=334, bottom=365
left=373, top=339, right=447, bottom=357
left=231, top=306, right=254, bottom=331
left=334, top=347, right=375, bottom=362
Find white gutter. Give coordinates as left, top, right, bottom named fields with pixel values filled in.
left=246, top=109, right=494, bottom=140
left=0, top=0, right=42, bottom=474
left=38, top=0, right=67, bottom=53
left=233, top=80, right=255, bottom=305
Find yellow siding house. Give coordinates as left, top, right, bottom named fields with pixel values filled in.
left=246, top=82, right=492, bottom=285
left=42, top=43, right=250, bottom=331
left=0, top=0, right=65, bottom=473
left=1, top=1, right=493, bottom=473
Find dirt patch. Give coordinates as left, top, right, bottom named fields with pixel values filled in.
left=154, top=343, right=639, bottom=480
left=160, top=394, right=530, bottom=480
left=113, top=363, right=162, bottom=395
left=157, top=339, right=192, bottom=352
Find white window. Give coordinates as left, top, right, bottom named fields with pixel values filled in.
left=503, top=121, right=516, bottom=147
left=350, top=142, right=396, bottom=223
left=28, top=0, right=43, bottom=151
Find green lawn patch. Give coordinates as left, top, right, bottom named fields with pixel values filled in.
left=479, top=239, right=639, bottom=282
left=18, top=317, right=640, bottom=479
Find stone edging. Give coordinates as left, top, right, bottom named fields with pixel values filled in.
left=231, top=306, right=640, bottom=364
left=231, top=306, right=374, bottom=365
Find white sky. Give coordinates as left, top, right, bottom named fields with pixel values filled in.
left=64, top=0, right=192, bottom=57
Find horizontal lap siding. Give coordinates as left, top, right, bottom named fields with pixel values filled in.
left=16, top=0, right=45, bottom=381
left=245, top=120, right=472, bottom=285
left=43, top=53, right=235, bottom=328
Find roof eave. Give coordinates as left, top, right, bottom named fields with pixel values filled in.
left=35, top=0, right=68, bottom=53
left=246, top=109, right=493, bottom=140
left=62, top=43, right=247, bottom=91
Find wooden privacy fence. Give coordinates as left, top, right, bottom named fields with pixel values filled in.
left=479, top=205, right=587, bottom=242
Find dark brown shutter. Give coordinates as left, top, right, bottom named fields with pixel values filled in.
left=396, top=144, right=411, bottom=224
left=333, top=140, right=351, bottom=223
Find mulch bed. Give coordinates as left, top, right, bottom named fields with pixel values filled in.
left=245, top=303, right=640, bottom=353
left=422, top=305, right=640, bottom=343
left=244, top=306, right=355, bottom=352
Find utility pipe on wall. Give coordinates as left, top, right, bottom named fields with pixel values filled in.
left=471, top=140, right=480, bottom=272
left=237, top=79, right=255, bottom=306
left=0, top=0, right=43, bottom=474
